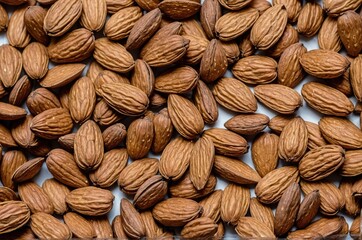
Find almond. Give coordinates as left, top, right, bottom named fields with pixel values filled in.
left=40, top=63, right=86, bottom=88
left=0, top=44, right=22, bottom=88
left=318, top=16, right=342, bottom=52
left=339, top=178, right=361, bottom=217
left=341, top=150, right=362, bottom=177
left=152, top=108, right=173, bottom=153
left=200, top=0, right=221, bottom=39
left=159, top=0, right=200, bottom=20
left=7, top=7, right=31, bottom=48
left=323, top=0, right=361, bottom=16
left=42, top=179, right=70, bottom=215
left=235, top=217, right=276, bottom=239
left=0, top=201, right=30, bottom=234
left=155, top=66, right=198, bottom=94
left=102, top=123, right=127, bottom=150
left=0, top=150, right=26, bottom=190
left=350, top=55, right=362, bottom=101
left=193, top=80, right=219, bottom=124
left=12, top=157, right=44, bottom=183
left=0, top=187, right=18, bottom=202
left=121, top=198, right=146, bottom=238
left=131, top=59, right=154, bottom=97
left=22, top=42, right=48, bottom=80
left=105, top=0, right=133, bottom=13
left=181, top=217, right=218, bottom=239
left=297, top=1, right=324, bottom=37
left=305, top=121, right=328, bottom=149
left=295, top=190, right=321, bottom=229
left=18, top=181, right=54, bottom=214
left=249, top=198, right=274, bottom=231
left=134, top=175, right=168, bottom=210
left=273, top=0, right=302, bottom=22
left=24, top=6, right=49, bottom=45
left=26, top=88, right=61, bottom=116
left=266, top=24, right=299, bottom=58
left=183, top=34, right=209, bottom=65
left=199, top=190, right=223, bottom=222
left=80, top=0, right=107, bottom=32
left=218, top=0, right=252, bottom=10
left=93, top=99, right=123, bottom=127
left=30, top=212, right=72, bottom=240
left=64, top=212, right=95, bottom=239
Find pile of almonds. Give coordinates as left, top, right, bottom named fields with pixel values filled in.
left=0, top=0, right=362, bottom=239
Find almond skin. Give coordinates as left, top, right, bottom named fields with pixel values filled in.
left=0, top=201, right=30, bottom=234
left=152, top=108, right=173, bottom=153
left=26, top=88, right=61, bottom=116
left=266, top=23, right=299, bottom=58
left=296, top=190, right=321, bottom=229
left=24, top=6, right=49, bottom=45
left=80, top=0, right=107, bottom=32
left=7, top=7, right=31, bottom=48
left=318, top=16, right=342, bottom=52
left=200, top=0, right=222, bottom=39
left=22, top=42, right=49, bottom=80
left=0, top=44, right=22, bottom=88
left=64, top=212, right=95, bottom=239
left=158, top=0, right=201, bottom=20
left=134, top=175, right=168, bottom=210
left=235, top=217, right=276, bottom=239
left=121, top=198, right=146, bottom=238
left=155, top=66, right=198, bottom=94
left=40, top=63, right=86, bottom=89
left=193, top=80, right=219, bottom=124
left=0, top=150, right=26, bottom=190
left=12, top=157, right=44, bottom=183
left=42, top=179, right=70, bottom=215
left=297, top=1, right=324, bottom=37
left=323, top=0, right=361, bottom=17
left=181, top=217, right=218, bottom=239
left=30, top=212, right=72, bottom=240
left=350, top=55, right=362, bottom=101
left=18, top=181, right=54, bottom=214
left=218, top=0, right=252, bottom=10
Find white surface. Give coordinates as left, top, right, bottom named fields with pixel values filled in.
left=1, top=0, right=358, bottom=238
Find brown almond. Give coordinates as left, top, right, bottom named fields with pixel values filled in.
left=235, top=217, right=276, bottom=239
left=64, top=212, right=95, bottom=239
left=0, top=201, right=30, bottom=234
left=105, top=0, right=133, bottom=13
left=152, top=108, right=173, bottom=153
left=181, top=217, right=218, bottom=239
left=121, top=198, right=146, bottom=238
left=193, top=80, right=219, bottom=124
left=158, top=0, right=201, bottom=20
left=30, top=212, right=72, bottom=240
left=0, top=102, right=26, bottom=121
left=200, top=0, right=221, bottom=39
left=93, top=99, right=123, bottom=127
left=296, top=190, right=321, bottom=229
left=131, top=59, right=154, bottom=97
left=350, top=55, right=362, bottom=101
left=0, top=4, right=7, bottom=32
left=22, top=43, right=48, bottom=80
left=134, top=175, right=168, bottom=210
left=249, top=198, right=274, bottom=231
left=24, top=6, right=49, bottom=45
left=80, top=0, right=107, bottom=32
left=1, top=123, right=18, bottom=147
left=26, top=88, right=61, bottom=116
left=341, top=150, right=362, bottom=177
left=102, top=123, right=127, bottom=150
left=266, top=24, right=299, bottom=58
left=112, top=216, right=128, bottom=239
left=40, top=63, right=86, bottom=88
left=18, top=181, right=54, bottom=214
left=0, top=150, right=27, bottom=190
left=183, top=34, right=209, bottom=65
left=7, top=7, right=31, bottom=48
left=0, top=187, right=18, bottom=202
left=323, top=0, right=361, bottom=16
left=12, top=157, right=44, bottom=183
left=273, top=0, right=302, bottom=22
left=155, top=66, right=198, bottom=94
left=11, top=115, right=37, bottom=148
left=297, top=1, right=324, bottom=37
left=218, top=0, right=252, bottom=10
left=305, top=121, right=328, bottom=149
left=318, top=16, right=342, bottom=52
left=339, top=178, right=361, bottom=217
left=42, top=179, right=70, bottom=215
left=199, top=190, right=223, bottom=222
left=0, top=44, right=22, bottom=88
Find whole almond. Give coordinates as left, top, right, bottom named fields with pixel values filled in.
left=101, top=82, right=149, bottom=116
left=89, top=148, right=128, bottom=188
left=338, top=11, right=362, bottom=57
left=118, top=158, right=159, bottom=195
left=159, top=136, right=193, bottom=181
left=131, top=59, right=154, bottom=97
left=0, top=150, right=26, bottom=190
left=11, top=115, right=38, bottom=148
left=350, top=55, right=362, bottom=101
left=254, top=84, right=303, bottom=114
left=215, top=8, right=259, bottom=41
left=152, top=198, right=202, bottom=227
left=1, top=123, right=18, bottom=147
left=251, top=132, right=279, bottom=177
left=94, top=38, right=134, bottom=73
left=250, top=4, right=288, bottom=50
left=183, top=34, right=209, bottom=65
left=0, top=201, right=30, bottom=234
left=297, top=1, right=324, bottom=37
left=305, top=121, right=328, bottom=149
left=152, top=108, right=173, bottom=153
left=218, top=0, right=252, bottom=10
left=199, top=39, right=228, bottom=82
left=26, top=88, right=61, bottom=116
left=80, top=0, right=106, bottom=32
left=12, top=157, right=44, bottom=183
left=46, top=148, right=89, bottom=188
left=90, top=216, right=113, bottom=239
left=213, top=77, right=257, bottom=113
left=158, top=0, right=200, bottom=20
left=112, top=216, right=128, bottom=239
left=323, top=0, right=361, bottom=16
left=22, top=43, right=48, bottom=80
left=235, top=217, right=275, bottom=239
left=266, top=24, right=299, bottom=58
left=143, top=21, right=183, bottom=50
left=232, top=55, right=277, bottom=85
left=126, top=116, right=154, bottom=159
left=199, top=190, right=223, bottom=222
left=0, top=44, right=22, bottom=88
left=94, top=70, right=130, bottom=96
left=318, top=16, right=342, bottom=52
left=204, top=128, right=248, bottom=157
left=43, top=0, right=82, bottom=37
left=295, top=190, right=321, bottom=229
left=64, top=212, right=95, bottom=239
left=134, top=175, right=168, bottom=210
left=30, top=108, right=73, bottom=139
left=255, top=166, right=299, bottom=204
left=181, top=217, right=218, bottom=239
left=18, top=181, right=54, bottom=214
left=135, top=0, right=160, bottom=11
left=341, top=150, right=362, bottom=177
left=69, top=77, right=96, bottom=123
left=93, top=99, right=123, bottom=127
left=24, top=6, right=49, bottom=45
left=193, top=80, right=219, bottom=124
left=30, top=212, right=72, bottom=240
left=7, top=7, right=31, bottom=48
left=277, top=43, right=307, bottom=88
left=319, top=116, right=362, bottom=149
left=300, top=180, right=345, bottom=216
left=200, top=0, right=221, bottom=39
left=249, top=198, right=274, bottom=231
left=121, top=198, right=146, bottom=238
left=102, top=123, right=127, bottom=150
left=155, top=66, right=198, bottom=94
left=42, top=179, right=70, bottom=215
left=66, top=186, right=114, bottom=216
left=0, top=102, right=27, bottom=121
left=40, top=63, right=86, bottom=88
left=214, top=155, right=261, bottom=185
left=273, top=0, right=301, bottom=22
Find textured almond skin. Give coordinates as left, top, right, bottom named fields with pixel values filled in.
left=190, top=136, right=214, bottom=190
left=350, top=55, right=362, bottom=101
left=232, top=55, right=277, bottom=85
left=89, top=148, right=128, bottom=188
left=305, top=217, right=344, bottom=238
left=220, top=183, right=250, bottom=225
left=159, top=137, right=193, bottom=181
left=218, top=0, right=251, bottom=10
left=126, top=117, right=154, bottom=160
left=350, top=216, right=361, bottom=239
left=74, top=120, right=104, bottom=171
left=64, top=212, right=95, bottom=239
left=134, top=175, right=168, bottom=210
left=30, top=108, right=73, bottom=140
left=323, top=0, right=361, bottom=16
left=214, top=155, right=261, bottom=185
left=0, top=4, right=7, bottom=32
left=31, top=212, right=72, bottom=240
left=200, top=0, right=221, bottom=39
left=254, top=84, right=303, bottom=114
left=215, top=8, right=259, bottom=41
left=181, top=18, right=207, bottom=38
left=144, top=21, right=183, bottom=50
left=296, top=190, right=321, bottom=229
left=141, top=35, right=189, bottom=67
left=93, top=99, right=122, bottom=127
left=42, top=179, right=70, bottom=215
left=135, top=0, right=160, bottom=11
left=104, top=6, right=142, bottom=41
left=250, top=4, right=288, bottom=50
left=297, top=1, right=324, bottom=37
left=0, top=150, right=26, bottom=190
left=302, top=81, right=354, bottom=116
left=300, top=49, right=350, bottom=79
left=326, top=68, right=353, bottom=97
left=24, top=6, right=49, bottom=45
left=278, top=43, right=307, bottom=88
left=112, top=215, right=127, bottom=239
left=0, top=102, right=27, bottom=121
left=339, top=178, right=361, bottom=216
left=235, top=217, right=276, bottom=239
left=126, top=8, right=162, bottom=50
left=319, top=116, right=362, bottom=149
left=213, top=77, right=257, bottom=113
left=199, top=190, right=222, bottom=222
left=7, top=7, right=31, bottom=48
left=300, top=180, right=345, bottom=216
left=43, top=0, right=82, bottom=37
left=318, top=16, right=342, bottom=52
left=181, top=217, right=218, bottom=239
left=0, top=187, right=18, bottom=202
left=94, top=38, right=134, bottom=73
left=152, top=198, right=202, bottom=227
left=158, top=0, right=201, bottom=20
left=40, top=63, right=86, bottom=88
left=152, top=108, right=173, bottom=153
left=66, top=187, right=114, bottom=216
left=341, top=150, right=362, bottom=177
left=278, top=117, right=308, bottom=163
left=118, top=158, right=159, bottom=195
left=274, top=183, right=301, bottom=236
left=12, top=157, right=44, bottom=183
left=120, top=199, right=146, bottom=238
left=106, top=0, right=133, bottom=13
left=26, top=88, right=61, bottom=116
left=305, top=121, right=327, bottom=149
left=48, top=28, right=95, bottom=63
left=89, top=217, right=113, bottom=239
left=87, top=60, right=104, bottom=83
left=46, top=148, right=89, bottom=188
left=193, top=80, right=218, bottom=124
left=101, top=82, right=149, bottom=116
left=252, top=132, right=279, bottom=177
left=168, top=94, right=204, bottom=139
left=0, top=44, right=22, bottom=88
left=1, top=123, right=18, bottom=147
left=183, top=34, right=209, bottom=65
left=266, top=24, right=299, bottom=58
left=249, top=198, right=274, bottom=231
left=102, top=123, right=127, bottom=150
left=204, top=128, right=248, bottom=157
left=94, top=70, right=130, bottom=96
left=68, top=77, right=96, bottom=124
left=0, top=201, right=30, bottom=234
left=255, top=166, right=299, bottom=204
left=18, top=182, right=54, bottom=214
left=155, top=66, right=198, bottom=94
left=80, top=0, right=106, bottom=32
left=199, top=39, right=228, bottom=83
left=22, top=42, right=48, bottom=80
left=273, top=0, right=301, bottom=22
left=221, top=41, right=240, bottom=64
left=131, top=59, right=154, bottom=97
left=287, top=230, right=323, bottom=240
left=239, top=34, right=255, bottom=58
